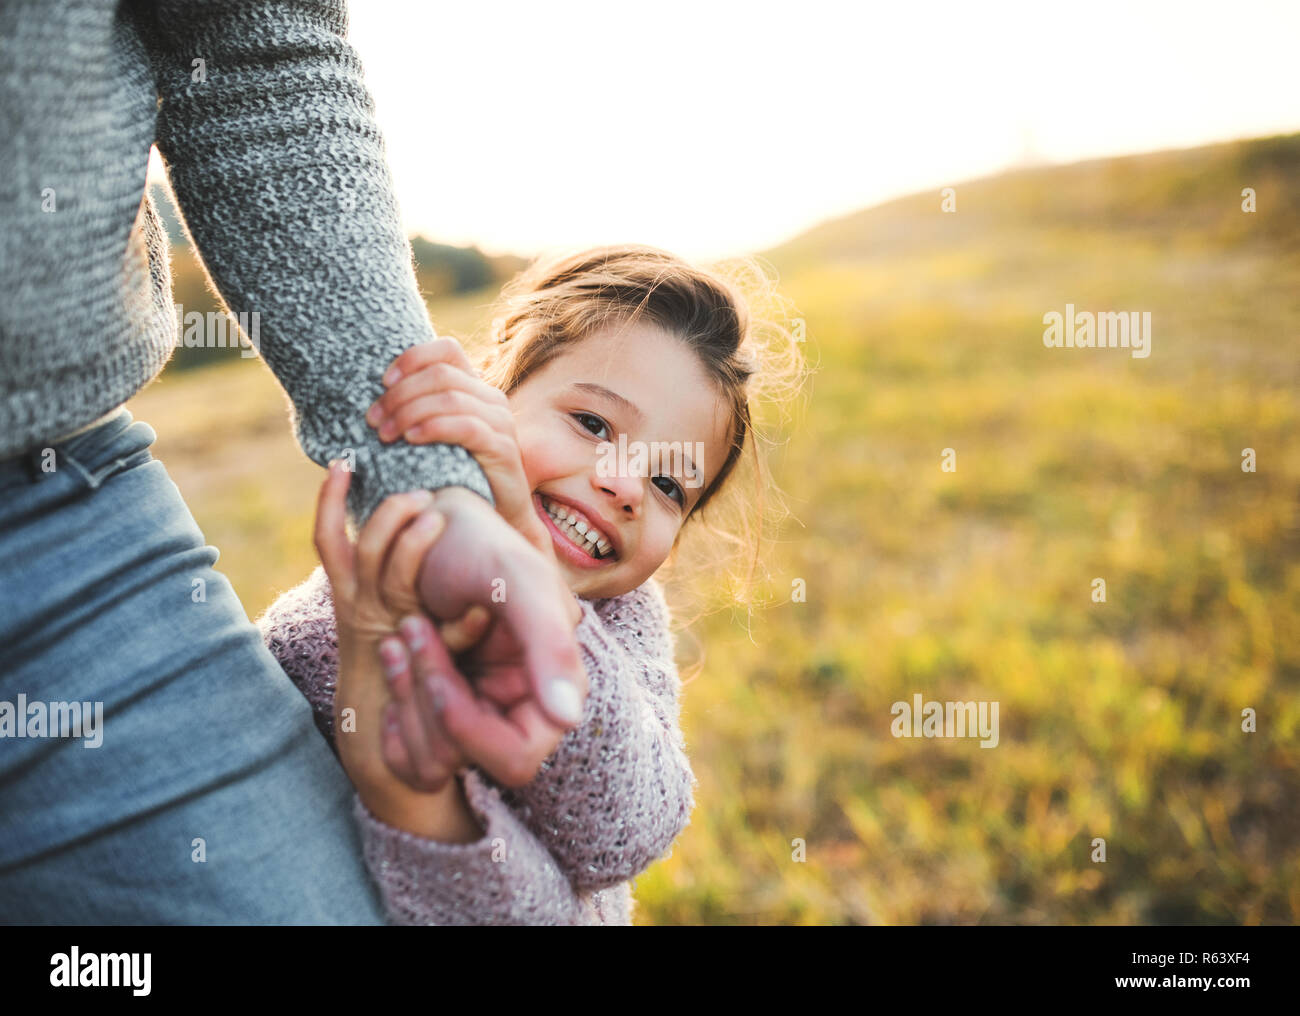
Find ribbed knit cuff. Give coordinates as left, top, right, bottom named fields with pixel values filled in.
left=346, top=439, right=494, bottom=526
left=352, top=770, right=600, bottom=926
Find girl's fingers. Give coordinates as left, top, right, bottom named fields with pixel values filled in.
left=377, top=507, right=447, bottom=619
left=396, top=414, right=501, bottom=457
left=375, top=641, right=422, bottom=788
left=372, top=354, right=486, bottom=420
left=381, top=336, right=479, bottom=388
left=396, top=613, right=493, bottom=755
left=382, top=702, right=454, bottom=793
left=393, top=688, right=458, bottom=790
left=370, top=362, right=510, bottom=432
left=313, top=462, right=355, bottom=596
left=391, top=615, right=471, bottom=784
left=378, top=389, right=515, bottom=444
left=436, top=605, right=493, bottom=655
left=353, top=490, right=435, bottom=604
left=403, top=420, right=530, bottom=520
left=400, top=613, right=477, bottom=752
left=399, top=418, right=527, bottom=513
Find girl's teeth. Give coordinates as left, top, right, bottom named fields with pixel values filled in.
left=543, top=498, right=610, bottom=559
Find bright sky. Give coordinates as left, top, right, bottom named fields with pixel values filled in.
left=156, top=1, right=1300, bottom=263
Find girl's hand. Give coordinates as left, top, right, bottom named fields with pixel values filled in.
left=366, top=337, right=552, bottom=559
left=312, top=461, right=459, bottom=808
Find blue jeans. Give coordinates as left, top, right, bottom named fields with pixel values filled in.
left=0, top=408, right=386, bottom=924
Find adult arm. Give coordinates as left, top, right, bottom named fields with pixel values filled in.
left=138, top=5, right=587, bottom=730
left=134, top=0, right=491, bottom=523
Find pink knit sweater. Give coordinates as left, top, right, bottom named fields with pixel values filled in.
left=256, top=565, right=695, bottom=925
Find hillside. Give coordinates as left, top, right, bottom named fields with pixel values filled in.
left=128, top=133, right=1300, bottom=924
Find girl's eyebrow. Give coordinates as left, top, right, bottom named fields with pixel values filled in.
left=570, top=380, right=704, bottom=492
left=570, top=381, right=644, bottom=424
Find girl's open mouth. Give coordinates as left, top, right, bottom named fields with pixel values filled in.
left=533, top=493, right=615, bottom=569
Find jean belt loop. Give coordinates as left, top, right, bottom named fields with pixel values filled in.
left=22, top=444, right=51, bottom=483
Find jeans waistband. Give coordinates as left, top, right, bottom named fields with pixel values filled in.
left=0, top=406, right=145, bottom=486
left=0, top=404, right=129, bottom=465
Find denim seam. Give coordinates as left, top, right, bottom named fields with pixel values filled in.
left=62, top=449, right=149, bottom=492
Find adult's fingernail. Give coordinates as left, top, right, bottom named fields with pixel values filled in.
left=542, top=677, right=583, bottom=726
left=400, top=615, right=426, bottom=649
left=379, top=638, right=404, bottom=679
left=426, top=675, right=446, bottom=713
left=383, top=366, right=402, bottom=386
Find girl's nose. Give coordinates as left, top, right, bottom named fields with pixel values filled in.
left=593, top=470, right=642, bottom=516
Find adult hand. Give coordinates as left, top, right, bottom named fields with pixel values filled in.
left=376, top=612, right=574, bottom=790
left=413, top=485, right=587, bottom=731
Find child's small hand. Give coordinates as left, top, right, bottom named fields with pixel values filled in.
left=367, top=337, right=552, bottom=558
left=313, top=461, right=466, bottom=809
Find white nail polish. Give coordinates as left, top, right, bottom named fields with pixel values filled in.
left=542, top=678, right=583, bottom=725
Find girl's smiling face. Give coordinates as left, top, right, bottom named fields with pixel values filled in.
left=510, top=318, right=734, bottom=599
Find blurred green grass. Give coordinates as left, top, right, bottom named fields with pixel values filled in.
left=127, top=133, right=1300, bottom=924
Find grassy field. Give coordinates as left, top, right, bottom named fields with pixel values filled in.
left=127, top=133, right=1300, bottom=924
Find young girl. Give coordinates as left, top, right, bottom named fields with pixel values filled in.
left=257, top=244, right=804, bottom=924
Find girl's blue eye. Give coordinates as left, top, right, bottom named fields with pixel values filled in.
left=573, top=412, right=609, bottom=440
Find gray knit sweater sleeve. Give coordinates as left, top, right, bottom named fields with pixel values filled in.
left=133, top=0, right=492, bottom=522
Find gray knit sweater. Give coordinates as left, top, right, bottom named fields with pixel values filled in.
left=0, top=0, right=491, bottom=522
